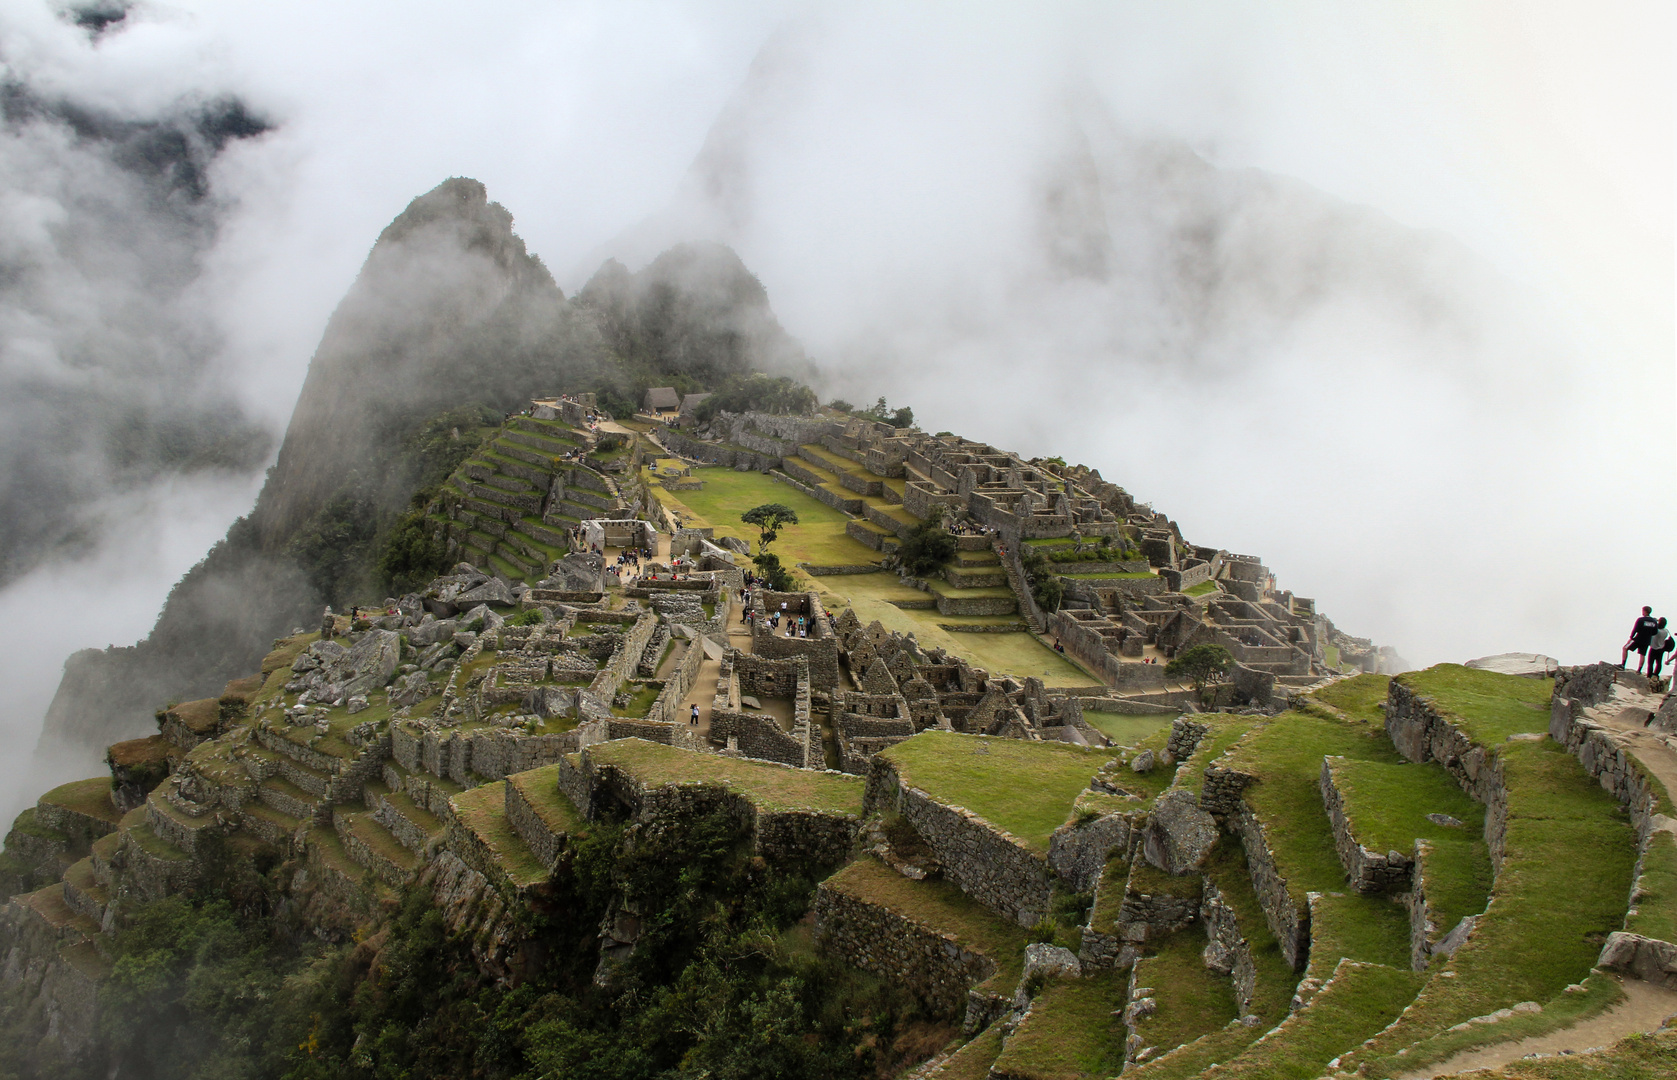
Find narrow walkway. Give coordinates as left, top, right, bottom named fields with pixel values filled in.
left=1397, top=974, right=1677, bottom=1079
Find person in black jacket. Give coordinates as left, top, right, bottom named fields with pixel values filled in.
left=1623, top=606, right=1660, bottom=672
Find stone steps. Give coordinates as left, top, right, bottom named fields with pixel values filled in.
left=60, top=857, right=108, bottom=926
left=241, top=801, right=305, bottom=847
left=503, top=429, right=575, bottom=457
left=277, top=755, right=333, bottom=799
left=13, top=882, right=101, bottom=944
left=446, top=782, right=549, bottom=892
left=370, top=786, right=446, bottom=856
left=258, top=775, right=318, bottom=820
left=504, top=765, right=586, bottom=871
left=333, top=806, right=420, bottom=889
left=144, top=793, right=222, bottom=854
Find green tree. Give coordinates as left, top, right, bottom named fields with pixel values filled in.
left=741, top=503, right=799, bottom=555
left=377, top=507, right=450, bottom=595
left=1167, top=642, right=1235, bottom=708
left=1020, top=548, right=1064, bottom=613
left=896, top=510, right=957, bottom=577
left=752, top=552, right=796, bottom=591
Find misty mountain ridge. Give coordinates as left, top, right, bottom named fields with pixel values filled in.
left=36, top=176, right=811, bottom=770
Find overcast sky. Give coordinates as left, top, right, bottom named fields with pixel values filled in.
left=0, top=0, right=1670, bottom=758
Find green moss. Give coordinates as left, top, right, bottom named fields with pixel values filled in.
left=880, top=731, right=1112, bottom=850
left=1396, top=664, right=1554, bottom=744
left=991, top=970, right=1126, bottom=1080
left=822, top=857, right=1029, bottom=991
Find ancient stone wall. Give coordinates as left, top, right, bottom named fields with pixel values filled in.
left=1201, top=878, right=1257, bottom=1014
left=1386, top=679, right=1511, bottom=866
left=1319, top=757, right=1412, bottom=893
left=1229, top=804, right=1308, bottom=970
left=811, top=881, right=999, bottom=1021
left=1047, top=813, right=1135, bottom=894
left=864, top=757, right=1050, bottom=926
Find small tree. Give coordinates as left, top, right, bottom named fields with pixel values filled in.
left=751, top=552, right=796, bottom=591
left=896, top=509, right=958, bottom=577
left=1020, top=548, right=1064, bottom=613
left=741, top=504, right=799, bottom=554
left=1166, top=643, right=1234, bottom=709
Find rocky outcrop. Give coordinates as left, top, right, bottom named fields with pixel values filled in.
left=1143, top=789, right=1219, bottom=876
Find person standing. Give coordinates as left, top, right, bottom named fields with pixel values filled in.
left=1624, top=606, right=1661, bottom=672
left=1648, top=618, right=1671, bottom=679
left=690, top=703, right=700, bottom=726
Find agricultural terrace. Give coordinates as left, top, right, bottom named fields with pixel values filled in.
left=586, top=739, right=864, bottom=817
left=879, top=731, right=1113, bottom=851
left=641, top=465, right=880, bottom=567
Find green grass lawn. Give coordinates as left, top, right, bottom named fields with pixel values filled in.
left=1176, top=717, right=1263, bottom=799
left=880, top=731, right=1112, bottom=850
left=1346, top=738, right=1638, bottom=1075
left=1327, top=756, right=1492, bottom=933
left=1130, top=841, right=1300, bottom=1080
left=587, top=739, right=863, bottom=817
left=821, top=856, right=1029, bottom=991
left=1218, top=710, right=1407, bottom=906
left=1308, top=673, right=1391, bottom=723
left=1130, top=927, right=1240, bottom=1060
left=1085, top=712, right=1175, bottom=747
left=1625, top=828, right=1677, bottom=944
left=1211, top=960, right=1424, bottom=1080
left=810, top=573, right=1103, bottom=686
left=449, top=783, right=548, bottom=887
left=650, top=466, right=882, bottom=567
left=1395, top=664, right=1554, bottom=744
left=992, top=969, right=1127, bottom=1080
left=1184, top=581, right=1220, bottom=597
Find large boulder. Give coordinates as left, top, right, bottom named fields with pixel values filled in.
left=1143, top=789, right=1219, bottom=876
left=459, top=604, right=505, bottom=632
left=338, top=629, right=402, bottom=698
left=457, top=577, right=515, bottom=607
left=1465, top=653, right=1560, bottom=678
left=390, top=671, right=434, bottom=708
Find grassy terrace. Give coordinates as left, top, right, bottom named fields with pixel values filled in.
left=1131, top=925, right=1240, bottom=1059
left=991, top=970, right=1126, bottom=1080
left=879, top=731, right=1112, bottom=851
left=1057, top=570, right=1156, bottom=580
left=1177, top=717, right=1261, bottom=799
left=1184, top=581, right=1220, bottom=597
left=506, top=766, right=585, bottom=836
left=1395, top=664, right=1554, bottom=744
left=38, top=777, right=120, bottom=825
left=1347, top=738, right=1638, bottom=1076
left=1304, top=892, right=1412, bottom=978
left=1216, top=706, right=1406, bottom=910
left=643, top=465, right=881, bottom=567
left=1625, top=828, right=1677, bottom=944
left=1326, top=756, right=1492, bottom=932
left=1128, top=843, right=1297, bottom=1080
left=1084, top=712, right=1175, bottom=748
left=811, top=573, right=1100, bottom=685
left=450, top=783, right=548, bottom=887
left=586, top=739, right=863, bottom=817
left=1212, top=960, right=1424, bottom=1080
left=821, top=856, right=1028, bottom=991
left=931, top=1023, right=1005, bottom=1080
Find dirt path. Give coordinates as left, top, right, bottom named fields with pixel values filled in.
left=1396, top=975, right=1677, bottom=1078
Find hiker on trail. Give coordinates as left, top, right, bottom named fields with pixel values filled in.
left=1623, top=606, right=1660, bottom=672
left=690, top=704, right=699, bottom=726
left=1649, top=618, right=1672, bottom=679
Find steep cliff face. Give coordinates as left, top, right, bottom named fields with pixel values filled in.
left=36, top=178, right=802, bottom=770
left=254, top=178, right=596, bottom=545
